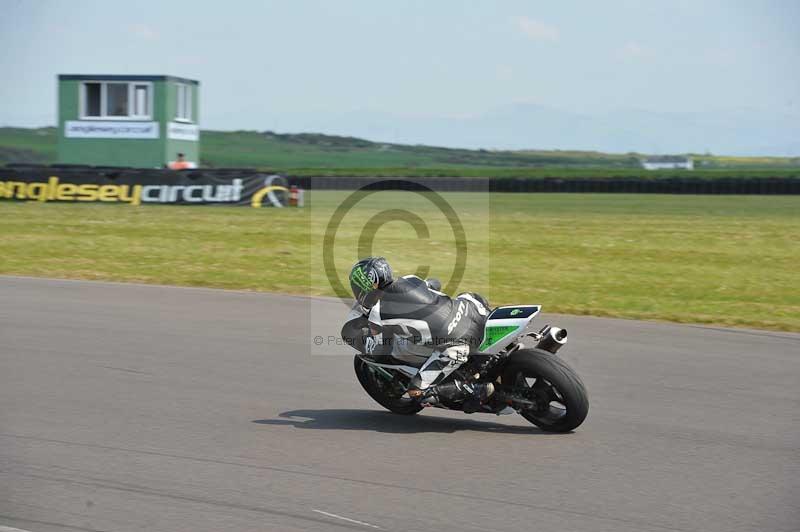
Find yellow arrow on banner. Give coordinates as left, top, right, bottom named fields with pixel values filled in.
left=250, top=185, right=289, bottom=207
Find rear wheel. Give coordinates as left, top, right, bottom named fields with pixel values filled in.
left=501, top=349, right=588, bottom=432
left=353, top=356, right=423, bottom=415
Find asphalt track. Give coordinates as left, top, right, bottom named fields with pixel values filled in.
left=0, top=276, right=798, bottom=532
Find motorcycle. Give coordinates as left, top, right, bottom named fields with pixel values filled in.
left=353, top=304, right=589, bottom=432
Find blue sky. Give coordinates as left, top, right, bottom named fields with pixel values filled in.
left=1, top=1, right=798, bottom=153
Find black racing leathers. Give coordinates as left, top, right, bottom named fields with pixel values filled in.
left=341, top=275, right=490, bottom=391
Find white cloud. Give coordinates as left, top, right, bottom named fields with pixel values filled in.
left=129, top=24, right=158, bottom=41
left=496, top=64, right=514, bottom=80
left=513, top=16, right=560, bottom=42
left=619, top=41, right=652, bottom=60
left=703, top=47, right=736, bottom=67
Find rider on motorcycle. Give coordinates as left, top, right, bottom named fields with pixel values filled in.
left=341, top=257, right=495, bottom=407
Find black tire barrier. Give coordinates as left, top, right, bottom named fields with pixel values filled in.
left=2, top=166, right=799, bottom=194
left=289, top=176, right=800, bottom=194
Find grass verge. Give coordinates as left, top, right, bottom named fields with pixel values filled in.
left=1, top=193, right=798, bottom=331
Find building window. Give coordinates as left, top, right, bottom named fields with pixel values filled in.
left=175, top=83, right=192, bottom=122
left=84, top=83, right=102, bottom=117
left=80, top=81, right=152, bottom=120
left=106, top=83, right=128, bottom=116
left=133, top=84, right=149, bottom=117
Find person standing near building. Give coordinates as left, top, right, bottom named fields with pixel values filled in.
left=168, top=153, right=193, bottom=170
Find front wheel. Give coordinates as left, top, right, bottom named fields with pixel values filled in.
left=501, top=349, right=589, bottom=432
left=353, top=356, right=423, bottom=415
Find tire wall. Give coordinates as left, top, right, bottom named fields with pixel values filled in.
left=289, top=175, right=800, bottom=194
left=3, top=166, right=799, bottom=195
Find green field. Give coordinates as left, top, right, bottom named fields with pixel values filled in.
left=1, top=193, right=798, bottom=331
left=2, top=127, right=799, bottom=178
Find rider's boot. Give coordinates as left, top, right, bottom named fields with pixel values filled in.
left=460, top=382, right=496, bottom=413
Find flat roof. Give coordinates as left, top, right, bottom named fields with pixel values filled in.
left=58, top=74, right=199, bottom=85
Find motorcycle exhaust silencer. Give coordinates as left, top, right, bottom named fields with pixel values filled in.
left=536, top=325, right=567, bottom=354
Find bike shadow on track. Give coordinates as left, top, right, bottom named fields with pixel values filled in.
left=253, top=409, right=553, bottom=435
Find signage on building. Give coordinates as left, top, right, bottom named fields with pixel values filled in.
left=167, top=122, right=200, bottom=142
left=64, top=121, right=160, bottom=139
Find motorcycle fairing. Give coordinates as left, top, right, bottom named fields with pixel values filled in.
left=479, top=305, right=541, bottom=354
left=356, top=355, right=420, bottom=378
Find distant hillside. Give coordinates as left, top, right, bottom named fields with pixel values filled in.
left=201, top=130, right=644, bottom=169
left=0, top=127, right=57, bottom=165
left=2, top=127, right=799, bottom=176
left=272, top=104, right=800, bottom=157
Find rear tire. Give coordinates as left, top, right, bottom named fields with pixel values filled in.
left=354, top=356, right=423, bottom=415
left=502, top=349, right=589, bottom=432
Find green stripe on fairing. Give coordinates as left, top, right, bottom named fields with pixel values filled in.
left=479, top=325, right=520, bottom=351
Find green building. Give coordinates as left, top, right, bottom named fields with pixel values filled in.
left=57, top=74, right=200, bottom=168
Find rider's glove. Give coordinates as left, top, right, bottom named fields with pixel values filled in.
left=426, top=278, right=442, bottom=291
left=441, top=344, right=469, bottom=364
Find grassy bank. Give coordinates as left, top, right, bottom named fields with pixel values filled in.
left=2, top=127, right=799, bottom=177
left=1, top=193, right=798, bottom=331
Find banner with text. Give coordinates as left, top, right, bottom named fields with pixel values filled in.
left=0, top=170, right=289, bottom=207
left=167, top=122, right=200, bottom=141
left=64, top=121, right=160, bottom=139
